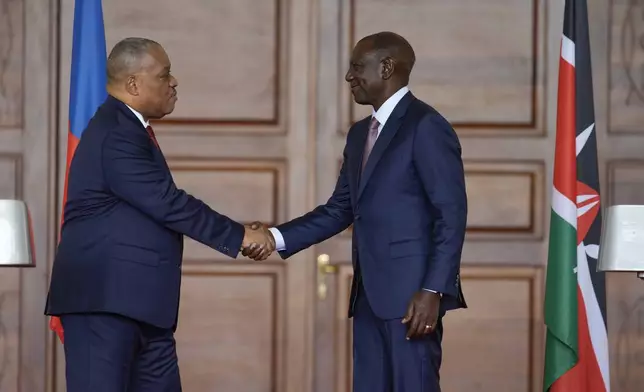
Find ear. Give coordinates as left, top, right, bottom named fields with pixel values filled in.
left=124, top=75, right=139, bottom=96
left=381, top=57, right=395, bottom=80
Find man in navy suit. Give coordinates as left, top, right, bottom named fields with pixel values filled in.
left=45, top=37, right=275, bottom=392
left=246, top=32, right=468, bottom=391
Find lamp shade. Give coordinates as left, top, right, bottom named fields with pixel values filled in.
left=0, top=200, right=35, bottom=267
left=597, top=205, right=644, bottom=277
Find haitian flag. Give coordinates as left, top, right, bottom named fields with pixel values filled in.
left=49, top=0, right=107, bottom=344
left=543, top=0, right=610, bottom=391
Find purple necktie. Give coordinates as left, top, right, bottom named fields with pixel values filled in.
left=362, top=116, right=380, bottom=171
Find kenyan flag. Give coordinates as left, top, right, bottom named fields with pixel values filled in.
left=543, top=0, right=610, bottom=391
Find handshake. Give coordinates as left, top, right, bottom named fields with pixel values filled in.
left=240, top=221, right=275, bottom=261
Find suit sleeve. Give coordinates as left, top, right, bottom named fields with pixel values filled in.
left=102, top=127, right=244, bottom=258
left=413, top=113, right=467, bottom=298
left=274, top=144, right=354, bottom=258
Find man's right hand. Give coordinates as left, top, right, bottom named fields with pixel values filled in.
left=241, top=221, right=275, bottom=261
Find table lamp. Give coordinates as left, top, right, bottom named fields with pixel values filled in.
left=597, top=205, right=644, bottom=280
left=0, top=199, right=35, bottom=267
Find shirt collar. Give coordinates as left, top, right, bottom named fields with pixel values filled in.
left=125, top=104, right=150, bottom=128
left=371, top=86, right=410, bottom=126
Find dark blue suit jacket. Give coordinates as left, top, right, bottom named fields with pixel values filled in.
left=45, top=95, right=244, bottom=329
left=277, top=92, right=467, bottom=319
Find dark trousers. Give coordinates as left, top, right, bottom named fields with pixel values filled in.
left=60, top=313, right=181, bottom=392
left=352, top=284, right=443, bottom=392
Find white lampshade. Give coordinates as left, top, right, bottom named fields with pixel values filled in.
left=0, top=200, right=35, bottom=267
left=597, top=205, right=644, bottom=279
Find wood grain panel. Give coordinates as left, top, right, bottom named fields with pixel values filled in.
left=0, top=153, right=20, bottom=392
left=609, top=0, right=644, bottom=133
left=440, top=267, right=542, bottom=392
left=609, top=288, right=644, bottom=391
left=606, top=160, right=644, bottom=389
left=0, top=0, right=23, bottom=128
left=342, top=0, right=543, bottom=134
left=465, top=161, right=544, bottom=240
left=102, top=0, right=281, bottom=127
left=167, top=158, right=285, bottom=259
left=175, top=265, right=284, bottom=391
left=0, top=275, right=20, bottom=392
left=608, top=160, right=644, bottom=204
left=0, top=155, right=20, bottom=199
left=331, top=265, right=543, bottom=392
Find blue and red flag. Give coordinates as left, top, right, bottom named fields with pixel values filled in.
left=50, top=0, right=107, bottom=344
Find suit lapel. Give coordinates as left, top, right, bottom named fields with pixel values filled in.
left=356, top=92, right=415, bottom=200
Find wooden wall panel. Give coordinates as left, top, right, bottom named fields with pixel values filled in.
left=341, top=0, right=545, bottom=135
left=102, top=0, right=282, bottom=128
left=0, top=155, right=20, bottom=199
left=465, top=161, right=544, bottom=240
left=0, top=276, right=20, bottom=392
left=441, top=267, right=542, bottom=392
left=167, top=158, right=286, bottom=260
left=168, top=159, right=284, bottom=225
left=609, top=0, right=644, bottom=134
left=606, top=160, right=644, bottom=390
left=602, top=1, right=644, bottom=388
left=0, top=0, right=23, bottom=128
left=0, top=0, right=55, bottom=390
left=0, top=154, right=20, bottom=392
left=608, top=160, right=644, bottom=203
left=176, top=264, right=285, bottom=391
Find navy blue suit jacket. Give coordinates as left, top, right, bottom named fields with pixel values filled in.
left=45, top=95, right=244, bottom=329
left=276, top=92, right=467, bottom=319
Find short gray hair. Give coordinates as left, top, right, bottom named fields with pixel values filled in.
left=106, top=37, right=160, bottom=83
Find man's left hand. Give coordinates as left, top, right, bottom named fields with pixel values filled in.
left=401, top=290, right=440, bottom=340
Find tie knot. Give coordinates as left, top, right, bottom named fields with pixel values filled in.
left=369, top=116, right=380, bottom=133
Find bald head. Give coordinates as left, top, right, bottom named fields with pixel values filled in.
left=345, top=32, right=415, bottom=109
left=359, top=31, right=416, bottom=83
left=107, top=37, right=161, bottom=85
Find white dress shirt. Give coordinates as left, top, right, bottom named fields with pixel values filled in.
left=268, top=86, right=410, bottom=250
left=125, top=104, right=149, bottom=128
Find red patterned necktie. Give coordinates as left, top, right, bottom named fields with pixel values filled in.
left=361, top=116, right=380, bottom=171
left=146, top=125, right=159, bottom=149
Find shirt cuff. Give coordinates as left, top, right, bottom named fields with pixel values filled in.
left=422, top=288, right=442, bottom=297
left=268, top=227, right=286, bottom=251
